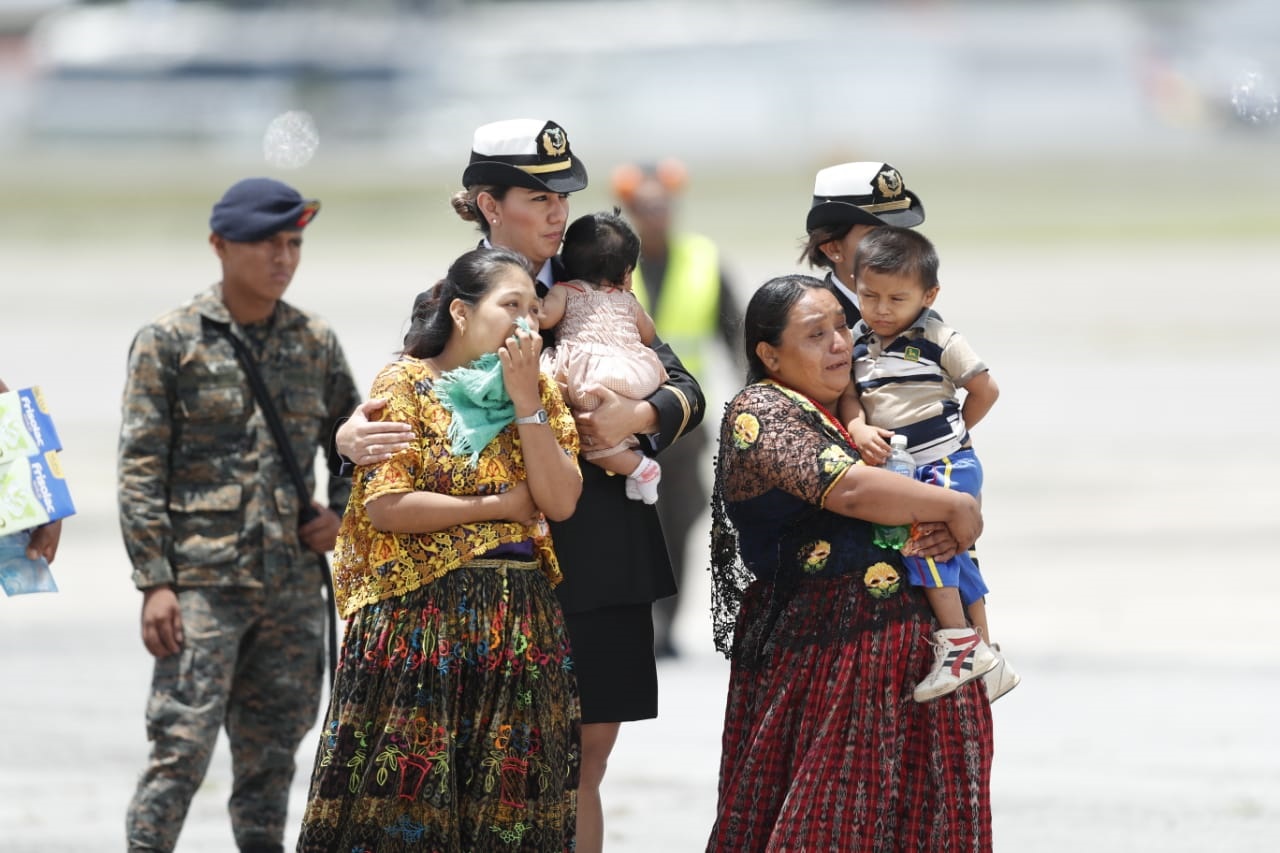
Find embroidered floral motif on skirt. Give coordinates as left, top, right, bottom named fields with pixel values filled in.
left=708, top=575, right=993, bottom=853
left=297, top=560, right=580, bottom=852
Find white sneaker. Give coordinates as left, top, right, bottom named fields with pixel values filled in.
left=983, top=643, right=1021, bottom=703
left=625, top=456, right=661, bottom=504
left=913, top=628, right=1000, bottom=703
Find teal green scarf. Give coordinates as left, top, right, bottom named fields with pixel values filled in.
left=434, top=318, right=533, bottom=465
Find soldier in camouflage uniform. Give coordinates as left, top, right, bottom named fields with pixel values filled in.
left=118, top=178, right=362, bottom=853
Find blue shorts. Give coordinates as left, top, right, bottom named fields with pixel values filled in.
left=902, top=448, right=989, bottom=606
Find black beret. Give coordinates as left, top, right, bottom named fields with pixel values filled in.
left=209, top=177, right=321, bottom=242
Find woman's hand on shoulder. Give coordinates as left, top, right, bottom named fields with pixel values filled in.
left=336, top=399, right=414, bottom=465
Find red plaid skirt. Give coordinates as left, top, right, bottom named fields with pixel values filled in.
left=708, top=574, right=993, bottom=852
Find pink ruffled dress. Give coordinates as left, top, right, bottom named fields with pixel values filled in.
left=541, top=281, right=669, bottom=460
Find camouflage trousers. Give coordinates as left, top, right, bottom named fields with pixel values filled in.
left=126, top=584, right=325, bottom=852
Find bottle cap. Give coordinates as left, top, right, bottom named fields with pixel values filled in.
left=890, top=434, right=908, bottom=449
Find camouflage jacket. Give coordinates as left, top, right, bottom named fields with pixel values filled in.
left=118, top=285, right=361, bottom=590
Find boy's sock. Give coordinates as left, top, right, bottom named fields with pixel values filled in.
left=624, top=456, right=661, bottom=504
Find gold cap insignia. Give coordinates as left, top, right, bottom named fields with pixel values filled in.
left=540, top=126, right=568, bottom=158
left=876, top=168, right=904, bottom=199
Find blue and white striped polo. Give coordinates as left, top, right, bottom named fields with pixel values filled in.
left=851, top=308, right=987, bottom=466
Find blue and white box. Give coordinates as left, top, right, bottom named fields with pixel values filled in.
left=0, top=386, right=64, bottom=466
left=0, top=450, right=76, bottom=535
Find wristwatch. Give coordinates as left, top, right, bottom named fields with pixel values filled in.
left=514, top=408, right=549, bottom=425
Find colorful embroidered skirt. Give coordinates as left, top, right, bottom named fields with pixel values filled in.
left=707, top=574, right=993, bottom=853
left=296, top=559, right=580, bottom=852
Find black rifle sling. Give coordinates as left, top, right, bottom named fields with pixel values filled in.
left=204, top=317, right=338, bottom=688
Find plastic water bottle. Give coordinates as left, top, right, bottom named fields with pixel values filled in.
left=873, top=435, right=916, bottom=550
left=0, top=530, right=59, bottom=596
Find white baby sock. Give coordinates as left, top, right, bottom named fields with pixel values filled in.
left=624, top=455, right=661, bottom=504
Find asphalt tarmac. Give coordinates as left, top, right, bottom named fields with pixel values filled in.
left=2, top=195, right=1277, bottom=851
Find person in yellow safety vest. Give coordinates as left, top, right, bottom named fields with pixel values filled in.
left=612, top=159, right=743, bottom=659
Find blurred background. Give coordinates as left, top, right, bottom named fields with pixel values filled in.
left=2, top=1, right=1279, bottom=851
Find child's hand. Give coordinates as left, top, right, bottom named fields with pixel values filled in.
left=901, top=522, right=962, bottom=562
left=851, top=423, right=894, bottom=466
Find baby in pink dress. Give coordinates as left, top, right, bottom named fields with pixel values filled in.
left=539, top=209, right=667, bottom=503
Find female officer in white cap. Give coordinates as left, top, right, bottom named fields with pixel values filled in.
left=331, top=118, right=704, bottom=853
left=452, top=118, right=590, bottom=288
left=798, top=161, right=925, bottom=327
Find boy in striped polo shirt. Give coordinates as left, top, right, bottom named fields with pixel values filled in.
left=839, top=225, right=1019, bottom=704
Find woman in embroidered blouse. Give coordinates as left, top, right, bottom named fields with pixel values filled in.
left=331, top=119, right=703, bottom=853
left=707, top=274, right=993, bottom=852
left=296, top=247, right=583, bottom=852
